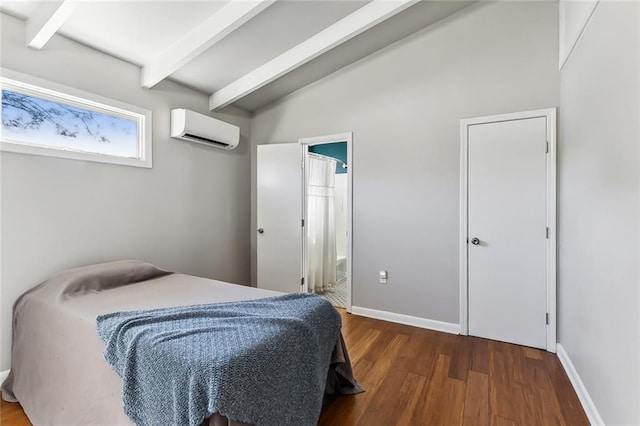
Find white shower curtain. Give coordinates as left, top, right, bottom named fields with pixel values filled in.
left=306, top=154, right=337, bottom=293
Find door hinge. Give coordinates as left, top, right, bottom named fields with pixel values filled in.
left=546, top=227, right=549, bottom=239
left=546, top=313, right=549, bottom=325
left=302, top=219, right=305, bottom=227
left=546, top=141, right=549, bottom=154
left=301, top=277, right=305, bottom=285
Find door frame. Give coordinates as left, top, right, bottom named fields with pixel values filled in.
left=459, top=108, right=557, bottom=352
left=299, top=132, right=353, bottom=312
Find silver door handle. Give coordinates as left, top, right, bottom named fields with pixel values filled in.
left=471, top=238, right=480, bottom=245
left=257, top=228, right=264, bottom=234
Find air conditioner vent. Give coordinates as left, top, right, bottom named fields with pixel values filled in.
left=170, top=109, right=239, bottom=150
left=183, top=133, right=230, bottom=148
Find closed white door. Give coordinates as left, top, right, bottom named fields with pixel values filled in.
left=257, top=143, right=303, bottom=293
left=467, top=117, right=548, bottom=349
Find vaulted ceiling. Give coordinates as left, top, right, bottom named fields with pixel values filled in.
left=0, top=1, right=472, bottom=112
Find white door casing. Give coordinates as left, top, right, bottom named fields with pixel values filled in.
left=256, top=143, right=303, bottom=293
left=460, top=109, right=557, bottom=352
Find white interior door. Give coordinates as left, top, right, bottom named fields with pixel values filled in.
left=257, top=143, right=302, bottom=293
left=467, top=116, right=548, bottom=349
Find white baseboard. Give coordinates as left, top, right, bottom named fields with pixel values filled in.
left=556, top=344, right=604, bottom=426
left=350, top=306, right=460, bottom=335
left=0, top=369, right=8, bottom=385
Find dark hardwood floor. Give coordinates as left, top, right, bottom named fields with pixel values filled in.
left=0, top=309, right=588, bottom=425
left=319, top=310, right=588, bottom=425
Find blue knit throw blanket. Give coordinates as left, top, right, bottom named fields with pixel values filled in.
left=96, top=293, right=341, bottom=426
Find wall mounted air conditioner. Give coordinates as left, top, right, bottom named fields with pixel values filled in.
left=170, top=108, right=239, bottom=150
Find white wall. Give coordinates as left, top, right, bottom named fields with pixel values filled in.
left=558, top=1, right=640, bottom=424
left=251, top=2, right=560, bottom=323
left=0, top=13, right=252, bottom=370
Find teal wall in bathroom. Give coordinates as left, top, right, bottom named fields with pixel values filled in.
left=308, top=141, right=347, bottom=174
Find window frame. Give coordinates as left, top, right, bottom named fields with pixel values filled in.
left=0, top=69, right=152, bottom=168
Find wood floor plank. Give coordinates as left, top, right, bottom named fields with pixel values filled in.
left=522, top=383, right=563, bottom=426
left=0, top=400, right=32, bottom=426
left=346, top=327, right=380, bottom=364
left=360, top=325, right=397, bottom=364
left=491, top=415, right=518, bottom=426
left=405, top=330, right=440, bottom=378
left=389, top=372, right=428, bottom=425
left=524, top=359, right=564, bottom=425
left=358, top=334, right=409, bottom=424
left=471, top=336, right=490, bottom=374
left=1, top=309, right=590, bottom=426
left=449, top=335, right=474, bottom=381
left=488, top=341, right=532, bottom=423
left=508, top=343, right=538, bottom=387
left=353, top=334, right=411, bottom=425
left=339, top=313, right=367, bottom=341
left=440, top=377, right=467, bottom=425
left=413, top=354, right=451, bottom=425
left=463, top=370, right=489, bottom=426
left=542, top=353, right=590, bottom=425
left=522, top=346, right=544, bottom=360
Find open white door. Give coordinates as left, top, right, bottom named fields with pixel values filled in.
left=256, top=143, right=303, bottom=293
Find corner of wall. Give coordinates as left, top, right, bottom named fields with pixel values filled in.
left=556, top=344, right=605, bottom=425
left=558, top=0, right=600, bottom=70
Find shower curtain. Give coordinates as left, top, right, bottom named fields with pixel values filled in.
left=306, top=153, right=337, bottom=293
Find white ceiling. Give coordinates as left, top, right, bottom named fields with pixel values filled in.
left=62, top=2, right=229, bottom=65
left=0, top=0, right=473, bottom=112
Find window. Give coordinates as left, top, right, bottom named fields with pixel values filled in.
left=1, top=69, right=152, bottom=168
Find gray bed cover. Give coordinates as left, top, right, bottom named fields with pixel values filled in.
left=1, top=260, right=361, bottom=425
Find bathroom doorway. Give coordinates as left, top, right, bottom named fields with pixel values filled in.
left=300, top=133, right=352, bottom=310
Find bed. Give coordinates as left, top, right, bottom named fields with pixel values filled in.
left=1, top=260, right=362, bottom=426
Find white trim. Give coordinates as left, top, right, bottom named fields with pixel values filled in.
left=209, top=0, right=418, bottom=110
left=459, top=108, right=557, bottom=352
left=556, top=344, right=605, bottom=426
left=545, top=108, right=557, bottom=352
left=141, top=0, right=275, bottom=88
left=346, top=135, right=353, bottom=313
left=559, top=0, right=600, bottom=70
left=299, top=133, right=352, bottom=147
left=459, top=118, right=469, bottom=335
left=0, top=68, right=152, bottom=169
left=0, top=369, right=9, bottom=385
left=299, top=132, right=353, bottom=313
left=25, top=1, right=75, bottom=50
left=351, top=306, right=460, bottom=335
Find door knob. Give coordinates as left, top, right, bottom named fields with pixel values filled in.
left=257, top=228, right=264, bottom=234
left=471, top=237, right=480, bottom=245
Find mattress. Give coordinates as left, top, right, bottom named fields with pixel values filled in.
left=1, top=261, right=354, bottom=425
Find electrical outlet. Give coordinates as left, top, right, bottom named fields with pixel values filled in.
left=379, top=270, right=388, bottom=284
